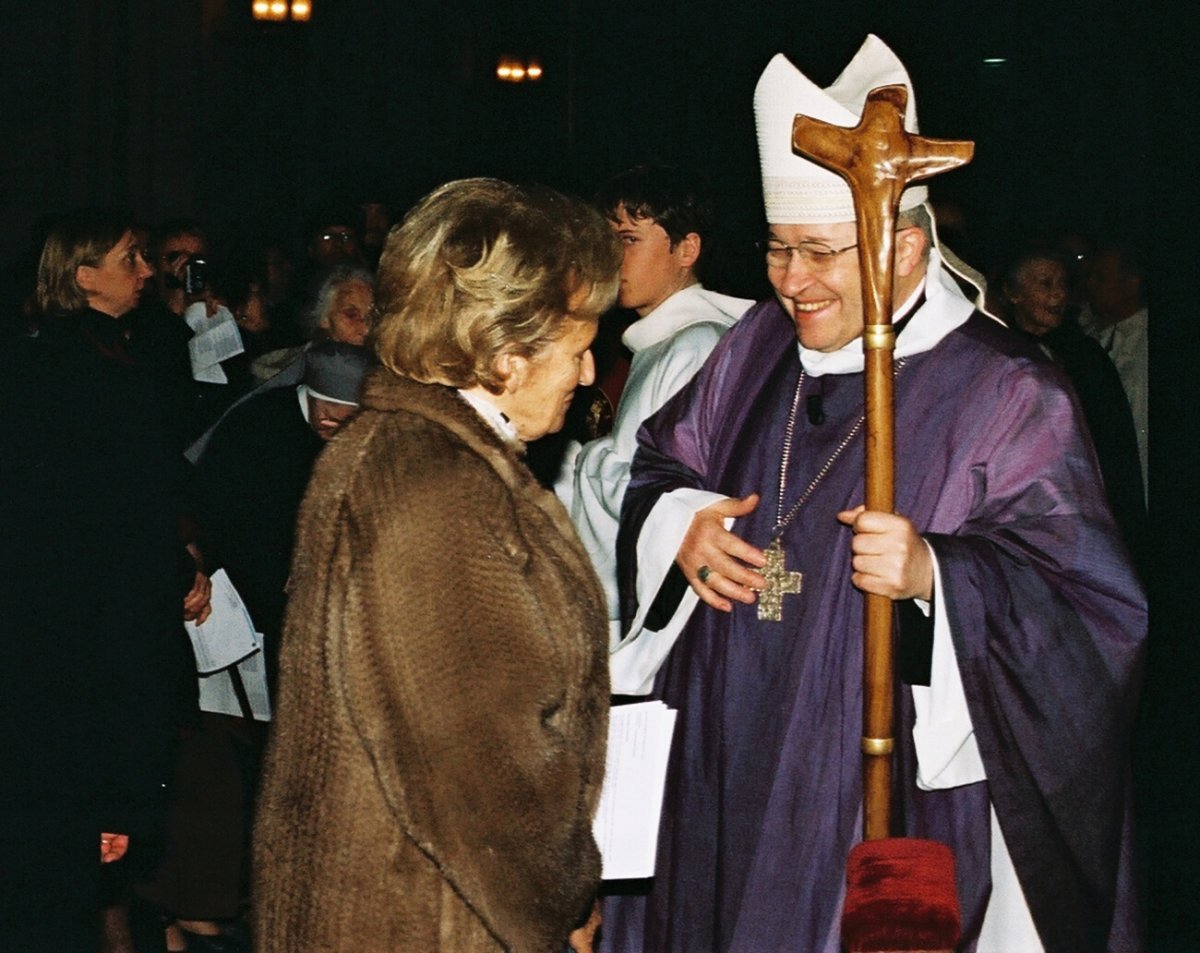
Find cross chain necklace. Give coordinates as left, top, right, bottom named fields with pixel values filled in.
left=757, top=359, right=906, bottom=622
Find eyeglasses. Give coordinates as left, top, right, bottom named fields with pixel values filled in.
left=758, top=238, right=858, bottom=270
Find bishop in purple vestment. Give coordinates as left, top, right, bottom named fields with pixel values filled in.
left=601, top=38, right=1144, bottom=953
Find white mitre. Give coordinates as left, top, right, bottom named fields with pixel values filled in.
left=755, top=34, right=927, bottom=224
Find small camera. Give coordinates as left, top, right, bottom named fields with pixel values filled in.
left=184, top=257, right=208, bottom=296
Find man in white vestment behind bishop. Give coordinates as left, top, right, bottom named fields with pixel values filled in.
left=555, top=163, right=751, bottom=652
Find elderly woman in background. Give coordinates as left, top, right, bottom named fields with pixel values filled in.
left=250, top=263, right=374, bottom=381
left=0, top=209, right=208, bottom=951
left=253, top=179, right=620, bottom=953
left=1000, top=245, right=1145, bottom=562
left=304, top=262, right=373, bottom=345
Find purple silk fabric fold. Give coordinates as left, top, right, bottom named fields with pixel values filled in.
left=603, top=300, right=1145, bottom=953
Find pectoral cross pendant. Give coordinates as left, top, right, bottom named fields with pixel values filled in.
left=757, top=537, right=803, bottom=622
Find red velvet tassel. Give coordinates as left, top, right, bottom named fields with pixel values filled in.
left=841, top=838, right=961, bottom=952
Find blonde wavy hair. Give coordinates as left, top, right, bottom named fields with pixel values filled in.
left=373, top=178, right=620, bottom=393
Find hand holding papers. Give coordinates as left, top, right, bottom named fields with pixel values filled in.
left=184, top=569, right=258, bottom=673
left=184, top=569, right=271, bottom=721
left=593, top=700, right=677, bottom=879
left=185, top=302, right=244, bottom=384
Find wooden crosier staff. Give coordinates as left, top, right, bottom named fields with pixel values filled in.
left=792, top=85, right=973, bottom=953
left=791, top=83, right=973, bottom=842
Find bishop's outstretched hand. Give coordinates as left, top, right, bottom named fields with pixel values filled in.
left=678, top=493, right=767, bottom=612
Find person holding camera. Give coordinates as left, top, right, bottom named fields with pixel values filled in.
left=128, top=220, right=257, bottom=443
left=152, top=220, right=211, bottom=318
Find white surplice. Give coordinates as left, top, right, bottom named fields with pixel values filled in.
left=554, top=283, right=752, bottom=648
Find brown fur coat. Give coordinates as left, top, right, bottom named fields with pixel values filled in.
left=253, top=370, right=610, bottom=952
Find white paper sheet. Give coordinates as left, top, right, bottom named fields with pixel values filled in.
left=193, top=361, right=228, bottom=384
left=185, top=302, right=244, bottom=381
left=197, top=644, right=272, bottom=722
left=593, top=700, right=677, bottom=879
left=184, top=569, right=260, bottom=674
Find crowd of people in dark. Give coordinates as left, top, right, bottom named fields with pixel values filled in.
left=0, top=47, right=1150, bottom=948
left=0, top=200, right=387, bottom=952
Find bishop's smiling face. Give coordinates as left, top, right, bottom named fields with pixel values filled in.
left=767, top=220, right=928, bottom=352
left=766, top=221, right=866, bottom=353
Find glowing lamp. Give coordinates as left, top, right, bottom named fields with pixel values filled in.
left=495, top=55, right=544, bottom=83
left=253, top=0, right=311, bottom=21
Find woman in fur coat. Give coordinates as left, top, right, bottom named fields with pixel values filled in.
left=254, top=179, right=620, bottom=953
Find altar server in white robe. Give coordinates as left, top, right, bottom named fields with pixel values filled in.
left=555, top=163, right=752, bottom=652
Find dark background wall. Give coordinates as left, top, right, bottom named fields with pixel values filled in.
left=0, top=0, right=1156, bottom=279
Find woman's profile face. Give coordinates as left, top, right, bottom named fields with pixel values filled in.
left=502, top=316, right=597, bottom=442
left=77, top=231, right=154, bottom=318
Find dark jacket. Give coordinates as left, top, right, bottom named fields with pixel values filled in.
left=1035, top=321, right=1146, bottom=566
left=0, top=309, right=194, bottom=842
left=192, top=385, right=323, bottom=684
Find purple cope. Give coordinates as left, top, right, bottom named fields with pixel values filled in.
left=604, top=298, right=1145, bottom=953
